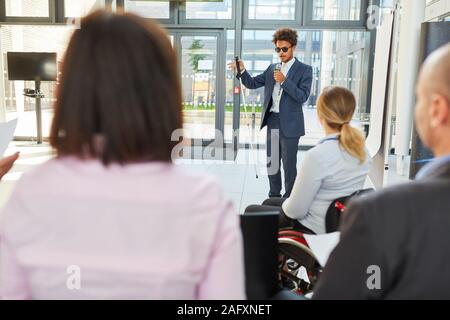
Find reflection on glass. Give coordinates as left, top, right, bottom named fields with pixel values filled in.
left=240, top=30, right=370, bottom=145
left=186, top=0, right=232, bottom=19
left=248, top=0, right=296, bottom=20
left=5, top=0, right=49, bottom=17
left=65, top=0, right=103, bottom=17
left=312, top=0, right=361, bottom=21
left=181, top=36, right=217, bottom=140
left=1, top=25, right=75, bottom=138
left=124, top=0, right=170, bottom=19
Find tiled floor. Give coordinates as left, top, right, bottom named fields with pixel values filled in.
left=0, top=142, right=411, bottom=213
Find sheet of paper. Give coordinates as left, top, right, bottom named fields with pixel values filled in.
left=304, top=232, right=341, bottom=267
left=0, top=119, right=18, bottom=156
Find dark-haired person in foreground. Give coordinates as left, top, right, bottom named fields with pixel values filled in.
left=0, top=11, right=245, bottom=300
left=313, top=43, right=450, bottom=299
left=228, top=28, right=312, bottom=199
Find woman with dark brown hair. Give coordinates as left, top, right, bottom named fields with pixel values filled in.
left=0, top=11, right=245, bottom=300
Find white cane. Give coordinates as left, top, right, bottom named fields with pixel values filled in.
left=235, top=56, right=260, bottom=179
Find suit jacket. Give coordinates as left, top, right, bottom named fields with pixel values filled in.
left=313, top=160, right=450, bottom=300
left=238, top=58, right=313, bottom=138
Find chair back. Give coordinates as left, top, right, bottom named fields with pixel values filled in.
left=325, top=188, right=374, bottom=233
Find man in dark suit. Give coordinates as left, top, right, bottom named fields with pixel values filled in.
left=229, top=28, right=312, bottom=198
left=313, top=43, right=450, bottom=299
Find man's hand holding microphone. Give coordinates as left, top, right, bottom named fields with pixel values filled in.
left=274, top=63, right=285, bottom=83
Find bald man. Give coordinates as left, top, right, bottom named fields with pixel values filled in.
left=312, top=44, right=450, bottom=300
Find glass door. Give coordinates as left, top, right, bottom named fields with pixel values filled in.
left=170, top=31, right=226, bottom=146
left=181, top=34, right=217, bottom=141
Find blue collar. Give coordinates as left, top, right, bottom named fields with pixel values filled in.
left=318, top=134, right=340, bottom=145
left=416, top=154, right=450, bottom=180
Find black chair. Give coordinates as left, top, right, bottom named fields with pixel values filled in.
left=325, top=188, right=375, bottom=233
left=240, top=212, right=306, bottom=300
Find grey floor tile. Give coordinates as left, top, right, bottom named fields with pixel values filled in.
left=243, top=171, right=269, bottom=195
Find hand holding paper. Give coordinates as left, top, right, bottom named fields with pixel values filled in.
left=0, top=118, right=19, bottom=180
left=303, top=232, right=341, bottom=267
left=0, top=119, right=18, bottom=156
left=0, top=152, right=19, bottom=180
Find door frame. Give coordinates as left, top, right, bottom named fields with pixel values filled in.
left=168, top=29, right=227, bottom=148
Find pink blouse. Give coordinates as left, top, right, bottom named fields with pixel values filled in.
left=0, top=157, right=245, bottom=300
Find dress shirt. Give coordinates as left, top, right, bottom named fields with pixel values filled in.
left=270, top=58, right=296, bottom=113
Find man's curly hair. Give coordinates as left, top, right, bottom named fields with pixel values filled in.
left=272, top=28, right=298, bottom=47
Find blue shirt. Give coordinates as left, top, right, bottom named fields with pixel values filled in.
left=416, top=154, right=450, bottom=180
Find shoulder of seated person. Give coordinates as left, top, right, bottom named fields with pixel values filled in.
left=305, top=144, right=336, bottom=163
left=13, top=158, right=60, bottom=182
left=348, top=181, right=449, bottom=218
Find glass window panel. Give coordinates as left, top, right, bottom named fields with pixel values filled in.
left=241, top=29, right=371, bottom=146
left=124, top=0, right=170, bottom=19
left=248, top=0, right=296, bottom=20
left=5, top=0, right=49, bottom=17
left=1, top=25, right=75, bottom=138
left=64, top=0, right=104, bottom=17
left=312, top=0, right=361, bottom=21
left=181, top=36, right=218, bottom=140
left=186, top=0, right=232, bottom=19
left=243, top=30, right=274, bottom=41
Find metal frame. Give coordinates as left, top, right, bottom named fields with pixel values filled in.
left=0, top=0, right=53, bottom=23
left=116, top=0, right=177, bottom=24
left=169, top=28, right=227, bottom=146
left=179, top=0, right=235, bottom=28
left=365, top=0, right=381, bottom=118
left=62, top=0, right=115, bottom=22
left=232, top=0, right=243, bottom=154
left=243, top=0, right=303, bottom=29
left=303, top=0, right=370, bottom=29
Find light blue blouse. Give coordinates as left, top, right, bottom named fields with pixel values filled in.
left=282, top=133, right=372, bottom=234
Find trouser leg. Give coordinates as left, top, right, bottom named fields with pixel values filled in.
left=266, top=113, right=282, bottom=198
left=280, top=133, right=300, bottom=198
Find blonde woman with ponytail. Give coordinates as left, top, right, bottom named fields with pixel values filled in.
left=280, top=86, right=372, bottom=234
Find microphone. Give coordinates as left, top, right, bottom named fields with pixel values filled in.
left=274, top=63, right=282, bottom=95
left=274, top=63, right=282, bottom=73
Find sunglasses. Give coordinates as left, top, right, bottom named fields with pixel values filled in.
left=275, top=46, right=291, bottom=53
